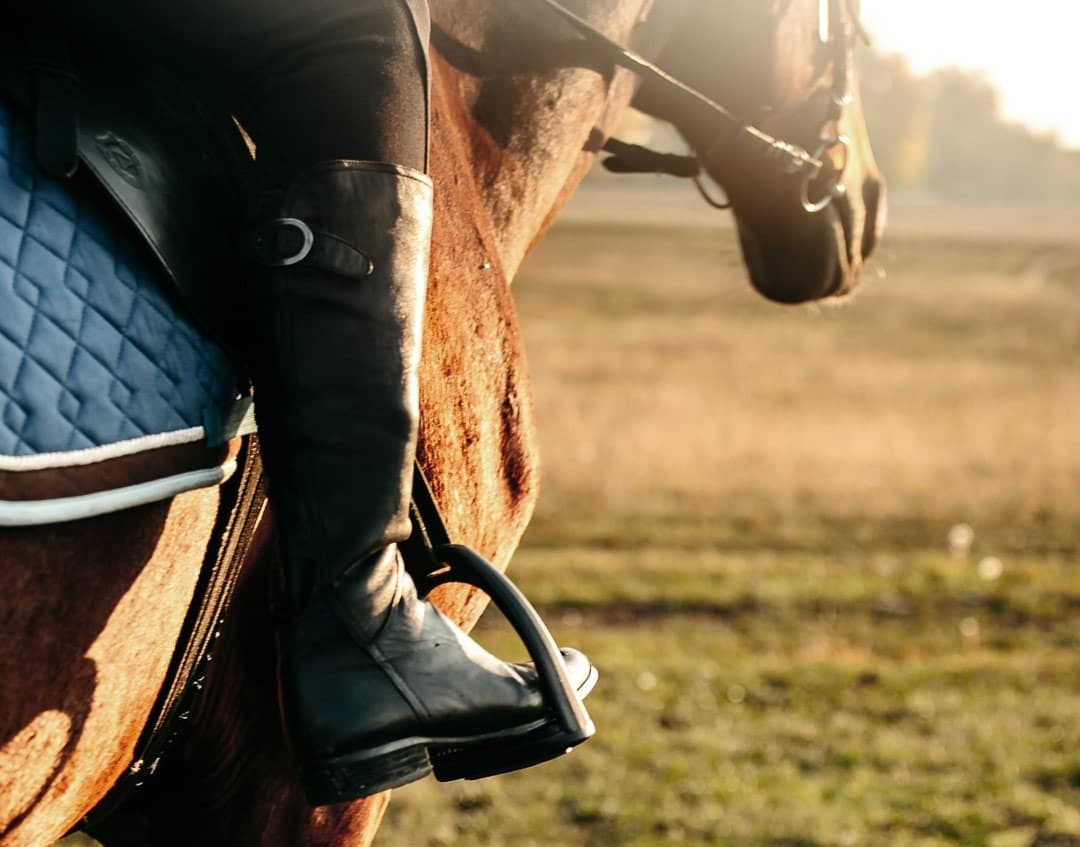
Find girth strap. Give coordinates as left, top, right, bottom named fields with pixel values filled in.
left=81, top=438, right=267, bottom=834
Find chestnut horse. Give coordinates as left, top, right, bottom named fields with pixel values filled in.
left=0, top=1, right=884, bottom=845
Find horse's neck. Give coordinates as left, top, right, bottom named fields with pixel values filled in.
left=408, top=0, right=657, bottom=628
left=431, top=0, right=654, bottom=277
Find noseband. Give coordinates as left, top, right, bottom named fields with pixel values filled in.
left=537, top=0, right=866, bottom=214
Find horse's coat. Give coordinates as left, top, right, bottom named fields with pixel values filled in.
left=0, top=2, right=883, bottom=845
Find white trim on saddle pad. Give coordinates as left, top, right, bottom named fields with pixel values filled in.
left=0, top=456, right=238, bottom=526
left=0, top=427, right=207, bottom=472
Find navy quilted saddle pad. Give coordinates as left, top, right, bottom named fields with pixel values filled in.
left=0, top=97, right=237, bottom=460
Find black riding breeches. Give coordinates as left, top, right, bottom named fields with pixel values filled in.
left=15, top=0, right=431, bottom=189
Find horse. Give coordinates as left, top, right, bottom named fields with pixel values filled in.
left=0, top=1, right=884, bottom=845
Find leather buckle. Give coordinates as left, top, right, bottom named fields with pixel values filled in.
left=248, top=217, right=376, bottom=278
left=254, top=218, right=315, bottom=267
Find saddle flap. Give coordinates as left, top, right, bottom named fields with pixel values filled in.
left=73, top=56, right=254, bottom=341
left=1, top=29, right=254, bottom=342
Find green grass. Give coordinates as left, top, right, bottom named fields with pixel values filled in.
left=378, top=207, right=1080, bottom=847
left=384, top=555, right=1080, bottom=847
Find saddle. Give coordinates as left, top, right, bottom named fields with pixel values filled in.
left=0, top=34, right=254, bottom=524
left=2, top=35, right=253, bottom=334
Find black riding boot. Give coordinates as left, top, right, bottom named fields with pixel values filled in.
left=244, top=161, right=595, bottom=806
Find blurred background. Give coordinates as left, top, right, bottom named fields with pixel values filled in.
left=383, top=3, right=1080, bottom=845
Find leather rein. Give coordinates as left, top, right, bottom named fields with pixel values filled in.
left=536, top=0, right=867, bottom=214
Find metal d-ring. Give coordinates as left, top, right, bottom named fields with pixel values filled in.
left=800, top=135, right=850, bottom=214
left=693, top=172, right=732, bottom=210
left=266, top=218, right=315, bottom=266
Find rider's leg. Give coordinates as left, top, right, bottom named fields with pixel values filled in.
left=247, top=160, right=595, bottom=805
left=228, top=3, right=594, bottom=804
left=26, top=0, right=593, bottom=805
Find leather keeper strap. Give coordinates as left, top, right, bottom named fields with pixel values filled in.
left=601, top=137, right=700, bottom=178
left=246, top=217, right=375, bottom=279
left=0, top=31, right=80, bottom=179
left=26, top=36, right=80, bottom=179
left=33, top=68, right=79, bottom=178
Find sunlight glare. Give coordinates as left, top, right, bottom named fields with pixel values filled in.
left=861, top=0, right=1080, bottom=147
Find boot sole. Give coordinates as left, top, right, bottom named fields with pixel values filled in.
left=299, top=715, right=568, bottom=804
left=301, top=661, right=597, bottom=804
left=428, top=716, right=595, bottom=782
left=429, top=661, right=599, bottom=782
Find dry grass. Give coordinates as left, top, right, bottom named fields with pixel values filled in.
left=514, top=199, right=1080, bottom=554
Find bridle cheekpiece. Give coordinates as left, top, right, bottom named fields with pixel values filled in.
left=537, top=0, right=867, bottom=215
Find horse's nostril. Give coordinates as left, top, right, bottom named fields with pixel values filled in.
left=861, top=177, right=884, bottom=260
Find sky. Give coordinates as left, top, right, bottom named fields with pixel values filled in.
left=860, top=0, right=1079, bottom=148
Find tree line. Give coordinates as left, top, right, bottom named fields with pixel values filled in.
left=859, top=51, right=1080, bottom=207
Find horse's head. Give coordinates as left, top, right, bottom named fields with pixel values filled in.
left=640, top=0, right=886, bottom=303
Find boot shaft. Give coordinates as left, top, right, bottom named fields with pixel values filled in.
left=242, top=161, right=434, bottom=612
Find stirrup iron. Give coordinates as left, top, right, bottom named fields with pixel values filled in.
left=415, top=545, right=596, bottom=780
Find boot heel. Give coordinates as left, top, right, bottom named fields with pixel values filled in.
left=301, top=742, right=432, bottom=805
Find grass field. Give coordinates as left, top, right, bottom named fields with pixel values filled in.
left=378, top=195, right=1080, bottom=847
left=65, top=197, right=1079, bottom=847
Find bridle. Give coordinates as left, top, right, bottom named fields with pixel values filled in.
left=536, top=0, right=867, bottom=214
left=800, top=0, right=862, bottom=212
left=538, top=0, right=864, bottom=214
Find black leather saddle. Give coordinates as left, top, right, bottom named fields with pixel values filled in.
left=0, top=32, right=253, bottom=342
